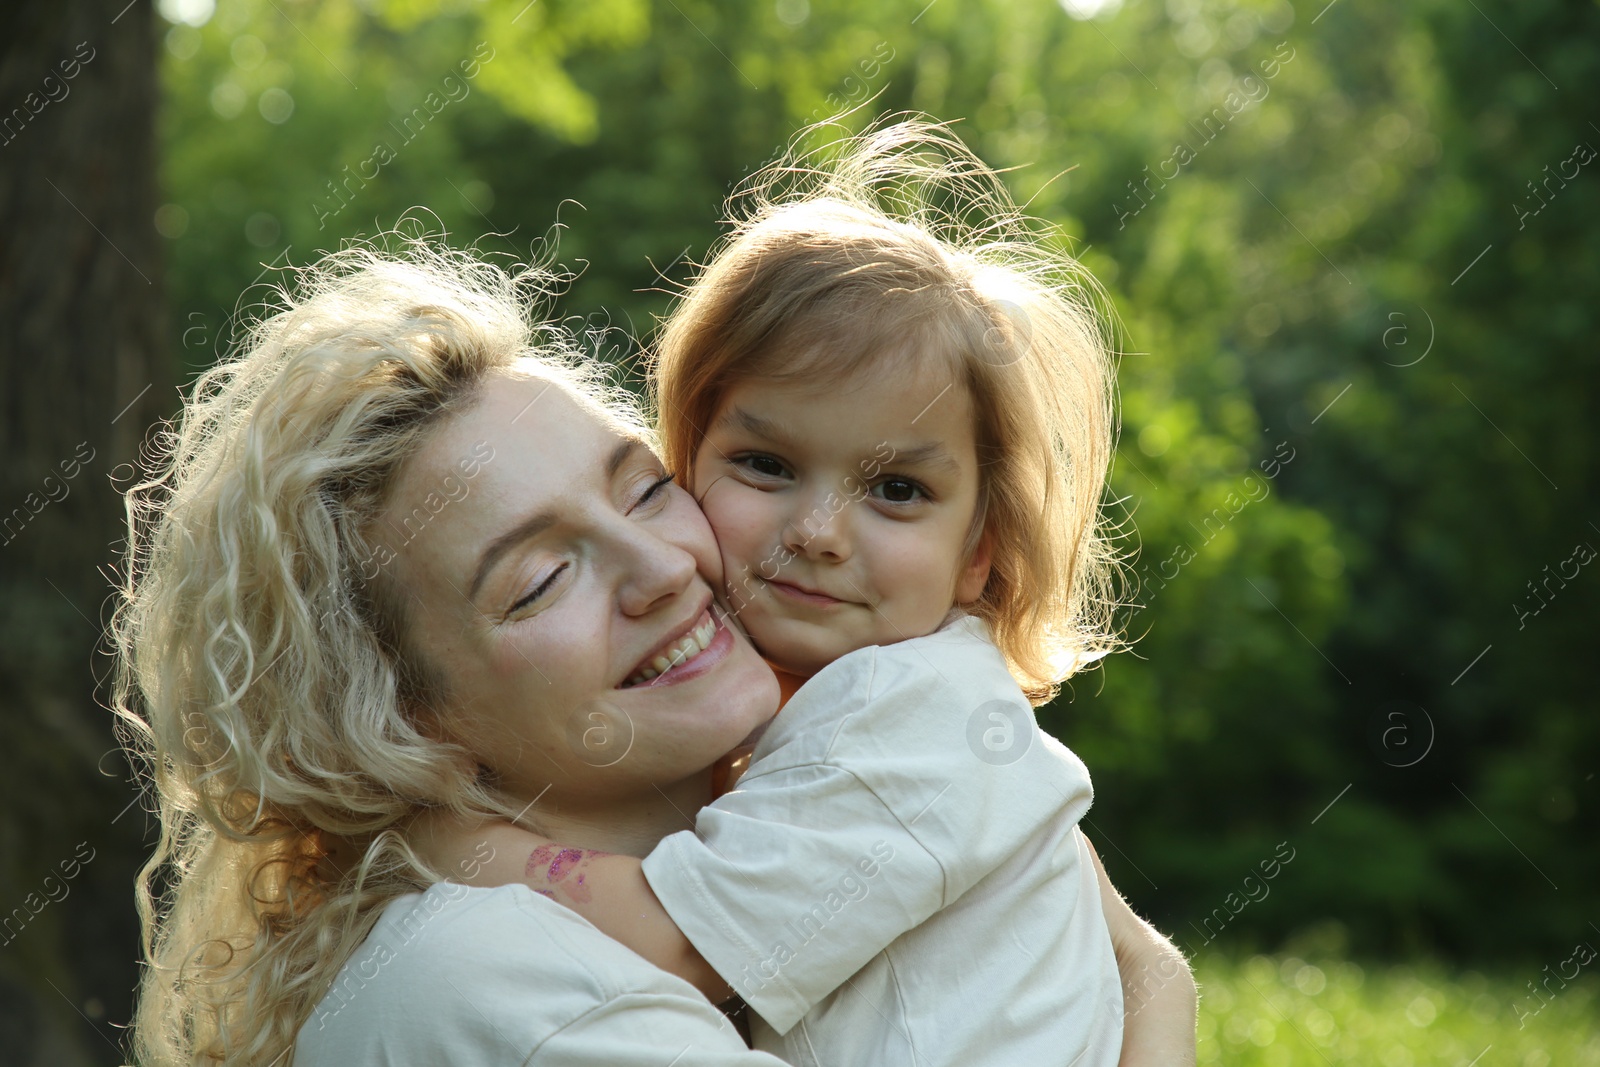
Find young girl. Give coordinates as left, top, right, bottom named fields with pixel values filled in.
left=421, top=121, right=1129, bottom=1066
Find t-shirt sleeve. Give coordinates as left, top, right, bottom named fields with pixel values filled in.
left=643, top=760, right=945, bottom=1034
left=641, top=629, right=1094, bottom=1034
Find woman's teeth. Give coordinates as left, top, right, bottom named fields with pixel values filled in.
left=623, top=614, right=716, bottom=687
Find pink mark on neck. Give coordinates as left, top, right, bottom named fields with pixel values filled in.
left=526, top=844, right=613, bottom=885
left=546, top=847, right=585, bottom=881
left=566, top=872, right=592, bottom=905
left=525, top=844, right=556, bottom=879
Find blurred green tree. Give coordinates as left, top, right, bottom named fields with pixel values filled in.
left=139, top=0, right=1599, bottom=1006
left=1, top=2, right=170, bottom=1063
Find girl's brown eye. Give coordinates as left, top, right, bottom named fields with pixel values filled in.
left=873, top=478, right=926, bottom=504
left=738, top=455, right=787, bottom=478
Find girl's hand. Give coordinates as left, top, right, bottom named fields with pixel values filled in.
left=711, top=710, right=778, bottom=799
left=711, top=744, right=756, bottom=799
left=1087, top=836, right=1199, bottom=1067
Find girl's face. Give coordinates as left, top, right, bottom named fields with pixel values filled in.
left=691, top=357, right=992, bottom=680
left=384, top=370, right=779, bottom=808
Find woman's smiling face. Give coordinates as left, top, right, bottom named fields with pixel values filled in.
left=383, top=367, right=779, bottom=807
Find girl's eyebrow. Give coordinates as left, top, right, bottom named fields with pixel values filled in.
left=884, top=442, right=962, bottom=477
left=717, top=404, right=961, bottom=477
left=714, top=406, right=789, bottom=443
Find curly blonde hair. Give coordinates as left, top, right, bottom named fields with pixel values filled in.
left=112, top=240, right=645, bottom=1065
left=652, top=117, right=1124, bottom=703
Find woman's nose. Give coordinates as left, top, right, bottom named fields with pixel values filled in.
left=614, top=519, right=700, bottom=617
left=782, top=486, right=852, bottom=563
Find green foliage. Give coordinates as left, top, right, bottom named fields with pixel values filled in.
left=155, top=0, right=1597, bottom=964
left=1194, top=945, right=1600, bottom=1065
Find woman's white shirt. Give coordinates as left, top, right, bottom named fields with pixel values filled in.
left=294, top=882, right=787, bottom=1067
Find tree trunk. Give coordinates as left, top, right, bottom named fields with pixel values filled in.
left=0, top=1, right=168, bottom=1062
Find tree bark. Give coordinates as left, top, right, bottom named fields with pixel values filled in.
left=0, top=2, right=168, bottom=1062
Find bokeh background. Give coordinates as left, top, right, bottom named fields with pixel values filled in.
left=2, top=0, right=1596, bottom=1063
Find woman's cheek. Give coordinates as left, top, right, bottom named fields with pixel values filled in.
left=492, top=600, right=583, bottom=687
left=492, top=628, right=546, bottom=681
left=668, top=489, right=725, bottom=587
left=699, top=487, right=761, bottom=573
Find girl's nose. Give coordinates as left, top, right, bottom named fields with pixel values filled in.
left=782, top=487, right=852, bottom=563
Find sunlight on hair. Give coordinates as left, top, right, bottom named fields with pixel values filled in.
left=112, top=232, right=644, bottom=1067
left=653, top=114, right=1130, bottom=704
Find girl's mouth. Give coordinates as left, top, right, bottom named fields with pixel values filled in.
left=766, top=578, right=844, bottom=607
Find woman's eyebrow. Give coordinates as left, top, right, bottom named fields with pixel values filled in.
left=469, top=509, right=559, bottom=601
left=604, top=437, right=649, bottom=478
left=468, top=438, right=645, bottom=601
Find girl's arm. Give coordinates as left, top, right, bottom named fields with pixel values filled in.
left=410, top=813, right=728, bottom=1002
left=415, top=817, right=1198, bottom=1062
left=1085, top=837, right=1199, bottom=1067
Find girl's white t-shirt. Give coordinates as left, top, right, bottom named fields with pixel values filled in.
left=642, top=614, right=1124, bottom=1067
left=294, top=882, right=787, bottom=1066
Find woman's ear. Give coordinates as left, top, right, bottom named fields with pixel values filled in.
left=954, top=528, right=993, bottom=605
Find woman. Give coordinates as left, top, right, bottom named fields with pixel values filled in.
left=113, top=244, right=1195, bottom=1065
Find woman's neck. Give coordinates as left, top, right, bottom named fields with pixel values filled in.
left=513, top=771, right=711, bottom=858
left=771, top=666, right=810, bottom=708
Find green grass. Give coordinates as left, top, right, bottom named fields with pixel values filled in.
left=1193, top=953, right=1600, bottom=1066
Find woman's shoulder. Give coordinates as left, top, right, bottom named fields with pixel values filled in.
left=295, top=882, right=752, bottom=1065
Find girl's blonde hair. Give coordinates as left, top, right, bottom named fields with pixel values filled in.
left=652, top=117, right=1123, bottom=703
left=112, top=240, right=644, bottom=1065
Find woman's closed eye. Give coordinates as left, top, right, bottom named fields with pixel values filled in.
left=629, top=472, right=675, bottom=512
left=505, top=472, right=672, bottom=619
left=509, top=562, right=570, bottom=615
